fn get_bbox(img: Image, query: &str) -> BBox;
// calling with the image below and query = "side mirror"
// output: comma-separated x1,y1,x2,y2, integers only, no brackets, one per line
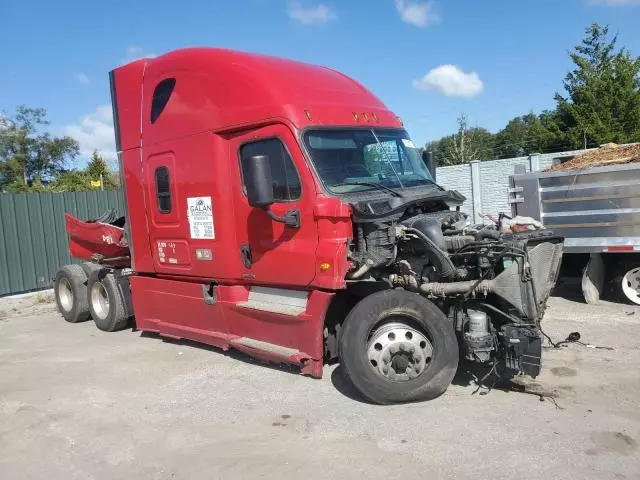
243,154,300,228
422,150,437,182
244,154,275,208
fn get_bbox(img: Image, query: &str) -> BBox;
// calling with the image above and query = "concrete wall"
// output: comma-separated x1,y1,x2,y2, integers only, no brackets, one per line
434,163,474,216
435,148,590,222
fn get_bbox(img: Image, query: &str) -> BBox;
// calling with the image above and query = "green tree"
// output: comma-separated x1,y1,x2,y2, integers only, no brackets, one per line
0,106,79,189
47,152,120,192
48,171,91,192
4,177,48,193
86,150,109,179
426,114,495,165
85,150,119,189
494,112,568,158
554,23,640,148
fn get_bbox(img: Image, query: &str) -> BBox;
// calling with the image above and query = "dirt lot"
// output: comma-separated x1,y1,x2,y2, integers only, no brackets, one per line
1,289,639,480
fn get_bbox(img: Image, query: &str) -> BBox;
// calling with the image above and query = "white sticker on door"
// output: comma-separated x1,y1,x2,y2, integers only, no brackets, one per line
187,196,215,239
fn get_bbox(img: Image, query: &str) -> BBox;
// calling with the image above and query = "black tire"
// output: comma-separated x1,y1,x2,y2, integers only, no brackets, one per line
87,270,129,332
54,264,90,323
609,263,640,305
81,261,102,279
339,289,459,404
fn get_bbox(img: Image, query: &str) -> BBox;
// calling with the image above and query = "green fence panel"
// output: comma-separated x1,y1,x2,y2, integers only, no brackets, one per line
16,194,37,291
1,195,23,294
0,197,9,292
0,190,125,296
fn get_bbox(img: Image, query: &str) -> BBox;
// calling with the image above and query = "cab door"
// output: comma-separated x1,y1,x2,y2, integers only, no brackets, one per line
230,124,319,286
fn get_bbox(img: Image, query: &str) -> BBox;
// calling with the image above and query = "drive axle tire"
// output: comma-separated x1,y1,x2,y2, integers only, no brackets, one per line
54,264,91,323
87,270,129,332
81,261,102,279
339,289,459,405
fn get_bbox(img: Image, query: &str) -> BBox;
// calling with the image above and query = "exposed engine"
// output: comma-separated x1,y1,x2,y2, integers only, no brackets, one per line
347,198,563,378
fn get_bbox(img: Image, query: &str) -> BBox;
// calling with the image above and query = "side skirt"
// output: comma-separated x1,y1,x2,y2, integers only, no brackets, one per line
129,275,330,378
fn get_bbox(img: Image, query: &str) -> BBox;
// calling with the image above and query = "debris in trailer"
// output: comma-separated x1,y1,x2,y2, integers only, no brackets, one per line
549,143,640,171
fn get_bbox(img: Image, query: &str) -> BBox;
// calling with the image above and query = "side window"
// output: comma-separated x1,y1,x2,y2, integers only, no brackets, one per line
240,138,302,201
155,166,172,213
150,78,176,124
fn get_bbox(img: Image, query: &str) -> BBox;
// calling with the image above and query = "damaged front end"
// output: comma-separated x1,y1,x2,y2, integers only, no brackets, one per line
347,196,564,378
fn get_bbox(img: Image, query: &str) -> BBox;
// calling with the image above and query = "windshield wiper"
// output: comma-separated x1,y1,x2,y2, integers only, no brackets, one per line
333,181,404,198
370,129,405,189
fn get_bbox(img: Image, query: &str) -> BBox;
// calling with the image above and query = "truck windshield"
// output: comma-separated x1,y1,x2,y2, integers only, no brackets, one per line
302,129,433,194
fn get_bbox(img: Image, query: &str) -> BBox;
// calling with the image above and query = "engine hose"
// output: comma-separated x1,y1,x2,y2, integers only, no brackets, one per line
475,228,501,241
403,227,460,280
420,280,492,296
348,258,374,279
444,235,475,251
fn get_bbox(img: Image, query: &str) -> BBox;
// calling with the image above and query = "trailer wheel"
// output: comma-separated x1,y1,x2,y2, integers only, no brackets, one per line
620,267,640,305
338,289,458,404
87,270,129,332
54,265,90,323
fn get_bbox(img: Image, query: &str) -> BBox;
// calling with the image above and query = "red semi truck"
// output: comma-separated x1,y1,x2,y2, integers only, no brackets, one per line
54,48,563,404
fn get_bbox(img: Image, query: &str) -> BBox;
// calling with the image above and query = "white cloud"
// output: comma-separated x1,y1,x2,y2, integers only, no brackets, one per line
287,2,337,24
413,65,484,98
63,106,116,162
123,46,157,63
589,0,640,5
74,73,90,85
395,0,439,27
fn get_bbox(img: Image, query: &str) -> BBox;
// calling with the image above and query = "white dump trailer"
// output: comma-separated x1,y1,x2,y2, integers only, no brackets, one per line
510,162,640,304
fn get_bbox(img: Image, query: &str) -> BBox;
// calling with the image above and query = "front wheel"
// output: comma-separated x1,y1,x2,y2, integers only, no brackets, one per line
339,290,459,404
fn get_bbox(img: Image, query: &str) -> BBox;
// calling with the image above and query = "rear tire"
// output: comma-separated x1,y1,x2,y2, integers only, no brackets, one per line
339,289,459,405
87,270,129,332
81,261,102,279
620,266,640,305
54,264,90,323
602,255,640,305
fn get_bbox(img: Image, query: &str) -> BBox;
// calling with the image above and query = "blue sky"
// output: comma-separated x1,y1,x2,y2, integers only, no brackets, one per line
2,0,640,166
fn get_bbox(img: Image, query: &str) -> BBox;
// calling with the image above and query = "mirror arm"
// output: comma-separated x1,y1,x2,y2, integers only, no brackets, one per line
262,207,301,228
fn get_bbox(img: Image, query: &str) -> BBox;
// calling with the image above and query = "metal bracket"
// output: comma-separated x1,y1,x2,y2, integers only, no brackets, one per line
508,186,524,204
240,243,252,269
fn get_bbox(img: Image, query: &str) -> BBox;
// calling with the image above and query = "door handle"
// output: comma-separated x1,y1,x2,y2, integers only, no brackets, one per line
262,208,301,228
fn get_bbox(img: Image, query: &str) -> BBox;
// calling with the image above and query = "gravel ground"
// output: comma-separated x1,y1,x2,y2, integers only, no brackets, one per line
1,289,639,480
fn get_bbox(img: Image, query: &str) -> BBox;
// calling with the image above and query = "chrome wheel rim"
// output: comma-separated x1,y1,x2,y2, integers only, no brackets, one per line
91,282,110,320
622,267,640,305
367,320,433,382
58,278,73,312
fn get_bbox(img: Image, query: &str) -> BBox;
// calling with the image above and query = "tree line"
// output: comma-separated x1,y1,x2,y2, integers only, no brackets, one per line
426,23,640,166
0,106,118,193
2,22,639,185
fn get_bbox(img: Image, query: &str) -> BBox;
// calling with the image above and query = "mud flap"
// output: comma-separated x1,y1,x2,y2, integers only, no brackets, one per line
582,253,605,305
